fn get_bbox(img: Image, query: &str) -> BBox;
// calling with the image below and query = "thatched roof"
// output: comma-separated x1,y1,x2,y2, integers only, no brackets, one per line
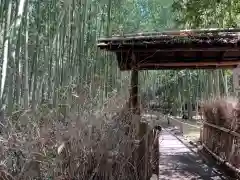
97,28,240,71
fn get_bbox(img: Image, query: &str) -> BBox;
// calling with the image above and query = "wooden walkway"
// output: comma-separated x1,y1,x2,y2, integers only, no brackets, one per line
158,128,229,180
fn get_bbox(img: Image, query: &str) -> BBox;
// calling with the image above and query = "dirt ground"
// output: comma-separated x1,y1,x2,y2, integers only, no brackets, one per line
143,112,201,143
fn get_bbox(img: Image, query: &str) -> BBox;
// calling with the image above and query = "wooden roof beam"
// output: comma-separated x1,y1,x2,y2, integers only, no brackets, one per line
136,61,239,70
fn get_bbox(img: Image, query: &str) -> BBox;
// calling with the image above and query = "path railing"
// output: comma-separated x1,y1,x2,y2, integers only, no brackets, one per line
134,114,162,179
165,115,240,176
201,122,240,175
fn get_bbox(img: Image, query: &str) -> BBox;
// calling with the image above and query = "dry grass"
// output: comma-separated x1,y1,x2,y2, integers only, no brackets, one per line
0,88,150,180
202,97,240,131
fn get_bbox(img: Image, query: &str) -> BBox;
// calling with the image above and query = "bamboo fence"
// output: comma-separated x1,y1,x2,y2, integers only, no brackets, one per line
201,98,240,177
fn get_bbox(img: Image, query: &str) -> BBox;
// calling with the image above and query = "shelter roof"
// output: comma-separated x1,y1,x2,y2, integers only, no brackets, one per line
97,28,240,70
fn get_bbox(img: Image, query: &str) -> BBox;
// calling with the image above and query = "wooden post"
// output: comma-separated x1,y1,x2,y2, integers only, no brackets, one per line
129,52,150,180
129,52,140,132
152,128,160,176
130,68,140,115
180,122,183,134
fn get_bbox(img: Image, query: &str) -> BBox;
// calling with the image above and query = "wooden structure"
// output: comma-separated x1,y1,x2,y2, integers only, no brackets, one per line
201,122,240,177
97,28,240,180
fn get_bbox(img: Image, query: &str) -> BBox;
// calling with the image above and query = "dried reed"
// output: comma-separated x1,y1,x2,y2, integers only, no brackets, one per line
202,97,240,169
0,89,151,180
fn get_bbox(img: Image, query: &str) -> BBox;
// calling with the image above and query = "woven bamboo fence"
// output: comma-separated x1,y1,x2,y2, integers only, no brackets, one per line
109,104,160,180
201,98,240,176
137,118,160,179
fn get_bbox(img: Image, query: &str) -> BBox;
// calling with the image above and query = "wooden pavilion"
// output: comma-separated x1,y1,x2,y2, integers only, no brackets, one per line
97,28,240,180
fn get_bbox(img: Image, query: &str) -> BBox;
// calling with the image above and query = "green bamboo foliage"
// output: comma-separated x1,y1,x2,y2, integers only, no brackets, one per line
0,0,133,113
0,0,235,116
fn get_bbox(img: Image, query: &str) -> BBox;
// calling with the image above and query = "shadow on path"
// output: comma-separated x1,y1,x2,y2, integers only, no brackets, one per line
159,130,228,180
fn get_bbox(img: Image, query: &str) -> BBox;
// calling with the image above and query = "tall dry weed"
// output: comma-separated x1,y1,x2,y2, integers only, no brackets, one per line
202,97,240,131
0,87,146,180
202,97,240,168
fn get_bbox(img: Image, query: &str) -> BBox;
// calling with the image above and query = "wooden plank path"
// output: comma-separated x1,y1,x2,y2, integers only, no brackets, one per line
158,128,228,180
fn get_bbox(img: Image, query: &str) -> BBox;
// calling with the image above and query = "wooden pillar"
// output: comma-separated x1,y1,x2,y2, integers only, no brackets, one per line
129,52,140,132
130,68,140,114
129,52,151,180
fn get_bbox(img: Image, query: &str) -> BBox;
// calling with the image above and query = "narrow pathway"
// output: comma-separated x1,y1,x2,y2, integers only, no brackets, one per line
159,129,228,180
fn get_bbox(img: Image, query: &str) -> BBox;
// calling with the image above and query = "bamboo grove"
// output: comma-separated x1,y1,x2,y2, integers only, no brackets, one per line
0,0,238,116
